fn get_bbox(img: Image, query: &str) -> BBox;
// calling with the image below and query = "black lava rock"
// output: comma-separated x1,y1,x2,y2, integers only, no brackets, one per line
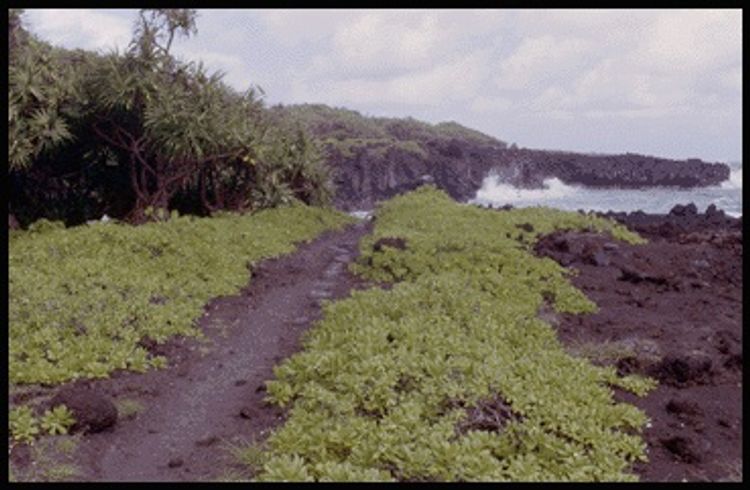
48,383,118,433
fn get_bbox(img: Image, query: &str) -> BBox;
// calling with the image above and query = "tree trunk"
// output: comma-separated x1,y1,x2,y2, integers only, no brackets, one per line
9,213,20,230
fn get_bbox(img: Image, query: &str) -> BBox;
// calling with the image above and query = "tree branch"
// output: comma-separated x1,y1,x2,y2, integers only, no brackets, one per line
92,120,129,151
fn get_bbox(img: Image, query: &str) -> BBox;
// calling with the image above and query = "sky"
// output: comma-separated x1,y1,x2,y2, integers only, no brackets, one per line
22,9,743,163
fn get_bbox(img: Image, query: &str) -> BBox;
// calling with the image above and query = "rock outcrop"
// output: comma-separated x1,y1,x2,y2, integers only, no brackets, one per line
272,103,731,211
595,203,742,242
329,144,730,211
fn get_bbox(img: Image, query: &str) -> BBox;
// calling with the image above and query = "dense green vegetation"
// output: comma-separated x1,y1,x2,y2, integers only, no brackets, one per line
272,104,504,147
250,187,654,482
9,9,333,227
269,103,506,164
9,205,353,387
9,405,76,443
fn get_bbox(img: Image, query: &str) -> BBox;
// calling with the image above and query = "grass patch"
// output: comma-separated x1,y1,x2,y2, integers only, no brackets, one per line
232,443,268,472
253,187,655,482
9,204,354,386
226,438,269,477
566,338,662,368
10,434,82,482
566,340,637,366
54,434,81,455
114,398,145,420
322,137,428,160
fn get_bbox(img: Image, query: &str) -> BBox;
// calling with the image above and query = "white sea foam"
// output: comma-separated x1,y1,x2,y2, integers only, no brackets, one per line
473,175,576,204
721,167,743,190
470,168,742,217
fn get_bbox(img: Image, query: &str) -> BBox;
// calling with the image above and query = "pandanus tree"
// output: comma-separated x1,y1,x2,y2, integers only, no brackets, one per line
9,13,73,169
8,9,82,227
9,9,335,227
252,125,334,208
85,9,265,222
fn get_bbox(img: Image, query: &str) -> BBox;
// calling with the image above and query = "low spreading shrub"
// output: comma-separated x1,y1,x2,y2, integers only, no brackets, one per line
9,204,353,385
255,187,654,482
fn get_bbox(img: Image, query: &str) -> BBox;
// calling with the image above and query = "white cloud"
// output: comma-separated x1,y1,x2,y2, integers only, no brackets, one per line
292,50,490,107
19,8,743,161
495,35,592,90
172,49,258,93
332,12,440,74
25,9,132,52
470,95,512,114
256,9,359,47
501,9,742,123
720,65,742,93
633,10,742,75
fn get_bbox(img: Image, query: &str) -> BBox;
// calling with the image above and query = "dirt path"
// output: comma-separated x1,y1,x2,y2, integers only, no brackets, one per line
68,221,372,481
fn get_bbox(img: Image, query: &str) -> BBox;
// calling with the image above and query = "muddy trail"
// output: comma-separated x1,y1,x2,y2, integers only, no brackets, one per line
42,221,373,481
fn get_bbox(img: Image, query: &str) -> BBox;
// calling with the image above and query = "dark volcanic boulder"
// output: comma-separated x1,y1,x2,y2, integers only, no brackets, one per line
597,205,740,242
669,203,698,216
648,353,714,387
48,383,118,433
705,203,726,222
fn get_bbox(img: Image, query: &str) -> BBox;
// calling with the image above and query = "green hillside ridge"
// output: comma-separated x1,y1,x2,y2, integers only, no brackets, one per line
270,103,506,161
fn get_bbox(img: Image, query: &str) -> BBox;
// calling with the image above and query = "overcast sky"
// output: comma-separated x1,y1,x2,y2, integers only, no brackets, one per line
23,9,742,163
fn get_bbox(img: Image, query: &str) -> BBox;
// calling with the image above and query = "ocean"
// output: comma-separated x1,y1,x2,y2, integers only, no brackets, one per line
471,161,743,218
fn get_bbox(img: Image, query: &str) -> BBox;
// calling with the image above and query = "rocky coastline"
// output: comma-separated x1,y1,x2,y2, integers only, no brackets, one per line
329,141,730,211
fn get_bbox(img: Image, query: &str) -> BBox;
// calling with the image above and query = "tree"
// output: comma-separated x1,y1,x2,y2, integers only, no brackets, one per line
8,11,78,171
253,125,333,208
8,10,82,227
85,9,265,221
8,8,334,226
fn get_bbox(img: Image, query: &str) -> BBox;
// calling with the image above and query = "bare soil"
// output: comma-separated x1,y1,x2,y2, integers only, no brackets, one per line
534,213,742,482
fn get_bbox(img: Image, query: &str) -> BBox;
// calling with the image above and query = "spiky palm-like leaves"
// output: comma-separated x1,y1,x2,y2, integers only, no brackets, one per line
8,35,77,170
9,9,334,226
83,9,265,221
254,125,334,208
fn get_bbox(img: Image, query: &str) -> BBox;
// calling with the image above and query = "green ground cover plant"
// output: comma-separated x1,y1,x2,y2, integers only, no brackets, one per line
40,406,76,435
10,406,40,443
253,187,654,482
9,204,353,386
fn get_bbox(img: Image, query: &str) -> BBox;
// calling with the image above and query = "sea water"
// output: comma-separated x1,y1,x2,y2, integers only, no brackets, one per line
471,161,743,217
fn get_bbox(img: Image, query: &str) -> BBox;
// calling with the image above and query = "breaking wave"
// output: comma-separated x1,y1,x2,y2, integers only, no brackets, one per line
473,176,576,203
721,167,743,190
470,168,742,217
